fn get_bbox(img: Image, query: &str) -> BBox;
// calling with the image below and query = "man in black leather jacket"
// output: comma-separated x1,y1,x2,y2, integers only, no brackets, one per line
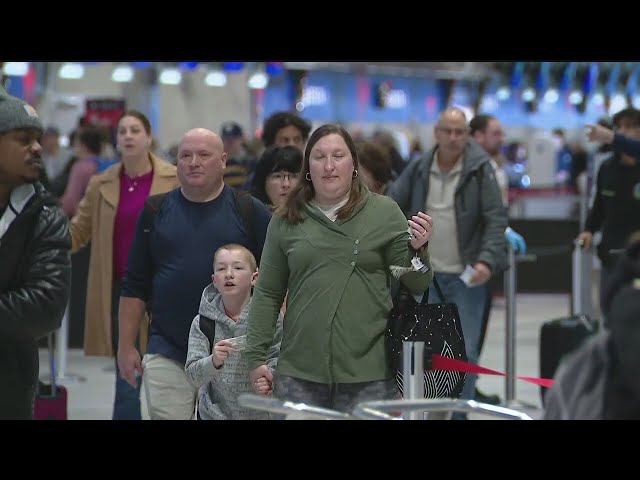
0,86,71,419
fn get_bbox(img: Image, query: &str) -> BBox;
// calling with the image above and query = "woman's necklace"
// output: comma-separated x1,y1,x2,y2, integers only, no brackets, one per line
125,169,148,192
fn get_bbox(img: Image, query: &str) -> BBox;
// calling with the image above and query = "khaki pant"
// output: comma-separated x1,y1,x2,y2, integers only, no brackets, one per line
141,354,198,420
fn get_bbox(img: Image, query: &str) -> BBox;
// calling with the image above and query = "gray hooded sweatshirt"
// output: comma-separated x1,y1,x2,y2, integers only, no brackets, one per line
185,284,283,420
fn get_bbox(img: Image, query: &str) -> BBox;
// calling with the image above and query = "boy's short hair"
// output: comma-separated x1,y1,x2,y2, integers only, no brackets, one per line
213,244,257,272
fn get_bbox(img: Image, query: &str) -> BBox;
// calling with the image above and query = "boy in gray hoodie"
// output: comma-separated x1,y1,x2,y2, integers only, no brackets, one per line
185,244,283,420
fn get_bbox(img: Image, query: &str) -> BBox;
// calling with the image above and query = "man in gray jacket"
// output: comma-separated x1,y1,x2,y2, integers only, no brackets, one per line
388,107,507,417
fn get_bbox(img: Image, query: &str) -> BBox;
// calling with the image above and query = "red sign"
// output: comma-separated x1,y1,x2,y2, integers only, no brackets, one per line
85,98,126,146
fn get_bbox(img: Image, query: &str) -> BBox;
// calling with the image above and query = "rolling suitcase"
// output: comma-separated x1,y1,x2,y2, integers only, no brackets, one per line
539,241,599,404
539,314,598,403
34,332,68,420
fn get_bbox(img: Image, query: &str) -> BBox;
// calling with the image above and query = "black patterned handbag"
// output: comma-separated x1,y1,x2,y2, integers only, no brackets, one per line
386,277,467,398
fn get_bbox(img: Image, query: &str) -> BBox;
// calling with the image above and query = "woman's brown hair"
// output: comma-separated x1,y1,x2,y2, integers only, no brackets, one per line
277,124,363,224
117,110,152,135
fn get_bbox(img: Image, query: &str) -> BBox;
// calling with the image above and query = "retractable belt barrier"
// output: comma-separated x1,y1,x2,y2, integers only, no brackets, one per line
431,354,554,388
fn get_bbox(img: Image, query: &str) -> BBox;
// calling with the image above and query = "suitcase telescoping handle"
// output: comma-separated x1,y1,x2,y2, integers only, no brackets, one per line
572,239,583,316
47,332,57,396
572,238,595,317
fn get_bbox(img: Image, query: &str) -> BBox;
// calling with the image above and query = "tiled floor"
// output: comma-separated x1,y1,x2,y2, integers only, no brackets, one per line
38,292,582,420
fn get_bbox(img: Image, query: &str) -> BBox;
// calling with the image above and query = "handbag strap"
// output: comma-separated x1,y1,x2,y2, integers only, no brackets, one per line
420,275,447,305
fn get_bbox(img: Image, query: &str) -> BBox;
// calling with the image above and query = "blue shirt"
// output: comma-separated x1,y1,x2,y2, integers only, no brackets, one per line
121,186,271,365
556,146,573,174
95,156,118,173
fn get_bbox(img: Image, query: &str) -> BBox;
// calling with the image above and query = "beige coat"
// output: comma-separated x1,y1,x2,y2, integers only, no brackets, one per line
70,154,180,357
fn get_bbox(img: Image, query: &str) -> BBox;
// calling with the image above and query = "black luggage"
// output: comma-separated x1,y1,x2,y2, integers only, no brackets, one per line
539,314,598,403
539,240,599,404
34,332,68,420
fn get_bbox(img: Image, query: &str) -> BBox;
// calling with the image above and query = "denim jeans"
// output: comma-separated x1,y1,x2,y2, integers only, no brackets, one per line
113,361,142,420
111,280,142,420
428,272,488,415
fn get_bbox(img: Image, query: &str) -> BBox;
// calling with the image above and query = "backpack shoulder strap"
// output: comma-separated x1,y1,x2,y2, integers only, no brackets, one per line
142,192,168,233
232,188,258,261
198,315,216,354
232,188,254,240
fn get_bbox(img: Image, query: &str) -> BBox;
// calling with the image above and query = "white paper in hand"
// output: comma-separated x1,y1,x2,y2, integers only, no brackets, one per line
459,264,477,287
228,335,247,352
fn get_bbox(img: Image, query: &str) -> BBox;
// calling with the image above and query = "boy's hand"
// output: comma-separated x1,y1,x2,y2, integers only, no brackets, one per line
250,365,274,395
254,376,273,395
212,339,236,368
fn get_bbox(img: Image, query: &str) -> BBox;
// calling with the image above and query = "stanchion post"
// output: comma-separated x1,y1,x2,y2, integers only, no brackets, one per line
402,341,424,420
503,246,538,411
55,301,86,383
504,243,517,404
55,302,68,379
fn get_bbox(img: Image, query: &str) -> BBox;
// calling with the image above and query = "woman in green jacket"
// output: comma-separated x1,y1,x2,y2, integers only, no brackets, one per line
245,124,434,413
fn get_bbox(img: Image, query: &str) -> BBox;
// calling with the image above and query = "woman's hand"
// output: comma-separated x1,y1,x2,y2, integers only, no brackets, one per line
408,211,433,250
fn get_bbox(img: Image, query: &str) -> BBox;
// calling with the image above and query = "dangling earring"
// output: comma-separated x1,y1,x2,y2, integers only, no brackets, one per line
353,169,358,178
305,173,311,181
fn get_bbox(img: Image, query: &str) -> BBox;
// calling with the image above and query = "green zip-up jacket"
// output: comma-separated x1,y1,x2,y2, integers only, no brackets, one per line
245,187,433,384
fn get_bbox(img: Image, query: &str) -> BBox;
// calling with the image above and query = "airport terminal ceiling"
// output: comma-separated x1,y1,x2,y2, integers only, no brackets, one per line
283,61,497,79
288,61,640,83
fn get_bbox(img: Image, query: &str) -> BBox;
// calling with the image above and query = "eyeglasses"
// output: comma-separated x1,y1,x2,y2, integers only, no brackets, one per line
268,172,300,183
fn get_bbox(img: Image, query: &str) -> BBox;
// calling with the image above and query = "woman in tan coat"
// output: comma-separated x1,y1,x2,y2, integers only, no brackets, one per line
70,110,179,420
